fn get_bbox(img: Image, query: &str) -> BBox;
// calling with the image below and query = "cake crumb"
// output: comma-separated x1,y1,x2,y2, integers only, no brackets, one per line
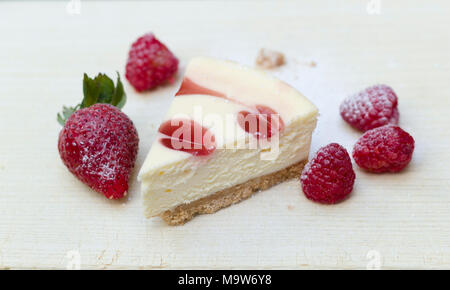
255,48,285,69
293,58,317,68
287,205,294,211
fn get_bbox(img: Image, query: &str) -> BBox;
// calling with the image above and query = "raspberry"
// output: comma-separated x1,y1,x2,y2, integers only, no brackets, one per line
353,125,414,173
340,84,399,131
125,33,178,92
300,143,355,204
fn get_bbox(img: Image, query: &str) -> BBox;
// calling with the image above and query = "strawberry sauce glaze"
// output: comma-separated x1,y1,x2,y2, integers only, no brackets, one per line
159,119,216,156
237,105,285,140
160,78,284,155
176,77,226,99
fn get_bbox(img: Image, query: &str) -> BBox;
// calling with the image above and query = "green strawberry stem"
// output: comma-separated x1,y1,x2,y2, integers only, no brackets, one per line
57,72,126,126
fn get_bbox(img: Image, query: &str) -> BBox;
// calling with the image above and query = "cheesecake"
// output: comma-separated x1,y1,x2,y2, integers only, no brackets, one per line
138,57,318,225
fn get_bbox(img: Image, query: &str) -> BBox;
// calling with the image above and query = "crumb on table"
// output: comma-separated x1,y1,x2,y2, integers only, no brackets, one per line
255,48,285,69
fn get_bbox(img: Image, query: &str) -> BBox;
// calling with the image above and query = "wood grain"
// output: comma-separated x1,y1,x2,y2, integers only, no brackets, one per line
0,0,449,269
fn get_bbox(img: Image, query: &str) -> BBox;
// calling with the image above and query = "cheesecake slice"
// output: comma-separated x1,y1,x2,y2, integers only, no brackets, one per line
138,57,318,225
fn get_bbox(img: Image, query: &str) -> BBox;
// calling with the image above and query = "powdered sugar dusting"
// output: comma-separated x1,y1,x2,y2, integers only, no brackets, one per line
339,84,399,131
353,125,415,173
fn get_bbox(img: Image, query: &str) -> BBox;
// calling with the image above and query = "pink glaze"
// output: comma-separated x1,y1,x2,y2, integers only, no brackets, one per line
176,77,226,99
159,119,216,156
237,105,285,140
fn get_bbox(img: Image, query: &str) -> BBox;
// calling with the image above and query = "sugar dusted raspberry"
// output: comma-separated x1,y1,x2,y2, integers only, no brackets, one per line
300,143,355,204
125,33,178,92
353,125,414,173
340,84,399,131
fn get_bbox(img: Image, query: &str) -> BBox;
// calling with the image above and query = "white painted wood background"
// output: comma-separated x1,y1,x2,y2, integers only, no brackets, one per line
0,0,449,269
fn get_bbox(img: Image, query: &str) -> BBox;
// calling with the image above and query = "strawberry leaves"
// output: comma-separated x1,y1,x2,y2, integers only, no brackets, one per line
112,74,126,109
57,72,126,125
57,105,80,126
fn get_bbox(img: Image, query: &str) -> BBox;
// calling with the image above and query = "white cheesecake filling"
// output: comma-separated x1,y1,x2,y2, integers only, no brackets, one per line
141,115,316,217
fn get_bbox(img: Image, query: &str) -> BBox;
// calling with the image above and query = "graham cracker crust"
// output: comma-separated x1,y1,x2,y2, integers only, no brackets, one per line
160,159,307,225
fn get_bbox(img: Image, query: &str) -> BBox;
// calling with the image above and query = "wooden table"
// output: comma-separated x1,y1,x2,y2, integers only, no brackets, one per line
0,0,449,269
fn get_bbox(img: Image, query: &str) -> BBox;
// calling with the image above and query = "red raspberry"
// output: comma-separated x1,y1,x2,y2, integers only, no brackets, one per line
300,143,355,204
353,125,414,173
340,84,399,131
125,33,178,92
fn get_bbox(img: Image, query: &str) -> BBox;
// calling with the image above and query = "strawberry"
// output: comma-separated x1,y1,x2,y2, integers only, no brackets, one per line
57,73,139,199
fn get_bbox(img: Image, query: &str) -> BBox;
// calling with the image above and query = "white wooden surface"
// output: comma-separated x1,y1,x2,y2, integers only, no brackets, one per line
0,1,449,269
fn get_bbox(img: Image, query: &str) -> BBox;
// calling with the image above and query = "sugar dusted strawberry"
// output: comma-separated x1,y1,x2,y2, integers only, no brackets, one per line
353,125,414,173
340,84,399,131
57,73,139,199
125,33,178,92
300,143,355,204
